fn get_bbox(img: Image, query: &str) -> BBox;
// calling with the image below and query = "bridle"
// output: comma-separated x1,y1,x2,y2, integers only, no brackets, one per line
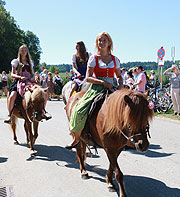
26,101,44,122
121,124,151,141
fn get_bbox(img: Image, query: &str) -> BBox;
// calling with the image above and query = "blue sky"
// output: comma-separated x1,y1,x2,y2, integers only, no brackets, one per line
4,0,180,64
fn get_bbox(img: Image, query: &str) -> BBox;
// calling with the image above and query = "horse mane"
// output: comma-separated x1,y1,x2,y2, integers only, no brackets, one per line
102,89,154,135
24,85,46,108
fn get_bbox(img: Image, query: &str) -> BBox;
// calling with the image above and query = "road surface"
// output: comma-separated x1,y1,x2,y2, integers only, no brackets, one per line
0,98,179,197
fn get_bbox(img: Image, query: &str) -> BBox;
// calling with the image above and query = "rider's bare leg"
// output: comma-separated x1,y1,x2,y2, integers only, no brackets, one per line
69,82,78,97
4,91,17,123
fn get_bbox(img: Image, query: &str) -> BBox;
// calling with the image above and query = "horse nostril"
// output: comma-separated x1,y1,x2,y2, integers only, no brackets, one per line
135,140,149,152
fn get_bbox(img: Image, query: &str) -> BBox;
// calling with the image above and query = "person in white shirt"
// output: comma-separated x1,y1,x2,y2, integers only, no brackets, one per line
70,41,91,97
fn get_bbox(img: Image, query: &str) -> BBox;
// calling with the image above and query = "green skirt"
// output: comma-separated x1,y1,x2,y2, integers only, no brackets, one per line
69,84,104,132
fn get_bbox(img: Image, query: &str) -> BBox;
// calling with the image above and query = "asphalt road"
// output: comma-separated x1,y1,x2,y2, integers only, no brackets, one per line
0,98,180,197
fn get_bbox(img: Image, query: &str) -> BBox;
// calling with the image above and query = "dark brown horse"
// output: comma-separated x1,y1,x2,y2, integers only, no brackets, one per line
66,88,154,197
8,85,48,156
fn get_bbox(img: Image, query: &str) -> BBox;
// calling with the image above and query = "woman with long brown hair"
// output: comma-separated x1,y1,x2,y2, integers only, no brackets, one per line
69,41,91,97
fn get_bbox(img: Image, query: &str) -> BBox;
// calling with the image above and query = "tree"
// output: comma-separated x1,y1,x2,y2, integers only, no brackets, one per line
0,1,41,72
48,65,56,73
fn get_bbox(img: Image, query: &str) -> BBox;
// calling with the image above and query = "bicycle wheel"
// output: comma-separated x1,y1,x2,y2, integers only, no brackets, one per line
158,95,170,113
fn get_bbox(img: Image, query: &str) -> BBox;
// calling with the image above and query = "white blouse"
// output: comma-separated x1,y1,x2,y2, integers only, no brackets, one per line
88,55,120,69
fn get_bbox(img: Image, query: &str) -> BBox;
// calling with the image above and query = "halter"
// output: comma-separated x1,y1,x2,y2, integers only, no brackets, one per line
121,124,151,141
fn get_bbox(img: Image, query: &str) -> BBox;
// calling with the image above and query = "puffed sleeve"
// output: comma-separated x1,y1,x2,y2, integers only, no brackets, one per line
11,59,18,68
87,55,96,68
72,54,76,64
115,56,120,69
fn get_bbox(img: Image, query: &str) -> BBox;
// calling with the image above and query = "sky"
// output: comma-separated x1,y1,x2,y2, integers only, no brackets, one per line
4,0,180,65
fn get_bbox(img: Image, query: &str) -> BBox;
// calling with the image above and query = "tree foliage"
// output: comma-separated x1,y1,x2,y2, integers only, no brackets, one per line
0,1,41,72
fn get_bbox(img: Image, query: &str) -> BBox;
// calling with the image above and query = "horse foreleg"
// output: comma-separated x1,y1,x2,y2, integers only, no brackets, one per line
10,115,19,145
106,163,116,192
26,121,37,157
106,150,127,197
76,142,89,179
32,121,39,145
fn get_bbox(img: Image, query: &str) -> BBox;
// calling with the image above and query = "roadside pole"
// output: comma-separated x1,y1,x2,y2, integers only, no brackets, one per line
157,46,165,89
171,46,175,63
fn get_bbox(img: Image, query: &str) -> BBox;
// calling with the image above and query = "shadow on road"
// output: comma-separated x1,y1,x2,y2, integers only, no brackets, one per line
18,143,179,197
0,157,8,163
125,143,174,158
125,175,180,197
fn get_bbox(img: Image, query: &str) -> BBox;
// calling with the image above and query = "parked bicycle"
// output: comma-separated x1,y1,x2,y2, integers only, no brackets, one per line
148,82,172,113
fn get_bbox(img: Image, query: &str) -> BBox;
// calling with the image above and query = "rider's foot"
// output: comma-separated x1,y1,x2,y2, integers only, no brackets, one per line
4,115,12,124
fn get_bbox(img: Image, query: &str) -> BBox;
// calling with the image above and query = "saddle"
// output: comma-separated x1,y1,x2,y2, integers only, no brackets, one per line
83,88,113,153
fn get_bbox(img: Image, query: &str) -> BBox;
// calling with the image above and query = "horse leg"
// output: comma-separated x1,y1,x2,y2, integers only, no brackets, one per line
24,121,30,146
106,150,127,197
76,141,89,179
26,121,37,157
10,115,19,145
32,121,39,145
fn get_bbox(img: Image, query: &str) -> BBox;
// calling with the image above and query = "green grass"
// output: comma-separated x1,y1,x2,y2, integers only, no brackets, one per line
155,107,180,121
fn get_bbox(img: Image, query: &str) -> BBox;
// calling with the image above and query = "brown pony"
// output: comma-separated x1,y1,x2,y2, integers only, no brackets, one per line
66,88,154,197
8,85,48,156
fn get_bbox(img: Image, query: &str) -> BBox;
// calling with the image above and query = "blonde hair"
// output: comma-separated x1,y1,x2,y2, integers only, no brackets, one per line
95,32,113,54
17,45,34,75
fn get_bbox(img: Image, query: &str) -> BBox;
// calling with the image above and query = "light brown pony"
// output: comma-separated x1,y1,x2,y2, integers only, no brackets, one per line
66,88,154,197
8,85,48,156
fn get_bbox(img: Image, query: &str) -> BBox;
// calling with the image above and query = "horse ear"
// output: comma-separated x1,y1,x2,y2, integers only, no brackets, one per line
124,95,133,106
43,87,48,92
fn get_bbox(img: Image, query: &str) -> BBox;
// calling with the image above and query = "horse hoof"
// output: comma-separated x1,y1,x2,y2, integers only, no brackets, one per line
108,186,116,192
14,141,19,145
81,173,89,180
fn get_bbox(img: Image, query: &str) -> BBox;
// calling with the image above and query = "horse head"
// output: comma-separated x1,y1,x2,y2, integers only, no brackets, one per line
25,85,48,122
123,91,154,152
102,89,154,153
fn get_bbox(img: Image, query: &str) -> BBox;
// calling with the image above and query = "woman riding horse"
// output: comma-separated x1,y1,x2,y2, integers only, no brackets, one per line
4,45,51,124
69,41,91,97
65,32,123,149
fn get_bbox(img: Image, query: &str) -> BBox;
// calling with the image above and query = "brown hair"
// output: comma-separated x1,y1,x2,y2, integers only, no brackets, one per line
76,41,88,63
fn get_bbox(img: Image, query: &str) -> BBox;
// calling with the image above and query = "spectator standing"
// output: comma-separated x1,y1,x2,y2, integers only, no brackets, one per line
65,72,70,80
125,71,134,89
47,72,54,100
53,71,63,100
164,65,180,116
121,68,128,84
2,71,9,96
132,66,146,93
132,67,139,84
40,66,45,76
69,69,75,81
149,70,156,87
35,71,41,85
41,69,48,88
